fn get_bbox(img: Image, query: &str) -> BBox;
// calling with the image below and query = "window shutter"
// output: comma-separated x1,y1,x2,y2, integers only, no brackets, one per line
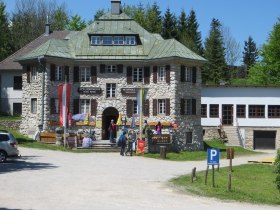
91,99,97,116
126,99,133,117
153,99,157,116
192,99,197,115
180,99,185,115
144,66,150,84
117,64,123,73
73,66,79,82
65,66,69,82
166,98,170,116
153,66,157,83
73,99,80,114
26,65,31,83
100,64,105,73
143,99,149,117
192,66,197,83
127,66,132,84
91,66,97,84
166,65,170,84
50,98,56,114
181,65,185,82
50,64,55,81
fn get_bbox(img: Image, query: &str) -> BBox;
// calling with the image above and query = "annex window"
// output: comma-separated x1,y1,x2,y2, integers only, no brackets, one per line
80,67,90,82
158,66,166,82
236,105,246,118
249,105,265,118
210,104,219,118
106,65,117,73
31,98,37,114
103,36,113,45
201,104,207,118
80,99,90,114
268,105,280,118
133,68,143,82
186,131,193,144
158,99,166,115
91,36,102,45
106,83,116,98
114,36,124,45
31,66,37,81
13,76,22,90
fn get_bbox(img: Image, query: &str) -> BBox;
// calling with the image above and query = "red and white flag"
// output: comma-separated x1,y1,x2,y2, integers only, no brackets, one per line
58,83,71,127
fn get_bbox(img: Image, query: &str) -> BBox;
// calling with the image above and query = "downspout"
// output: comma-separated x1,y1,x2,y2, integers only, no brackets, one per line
38,56,45,129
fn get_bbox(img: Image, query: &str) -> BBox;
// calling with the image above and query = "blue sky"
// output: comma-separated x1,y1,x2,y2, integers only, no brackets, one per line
3,0,280,51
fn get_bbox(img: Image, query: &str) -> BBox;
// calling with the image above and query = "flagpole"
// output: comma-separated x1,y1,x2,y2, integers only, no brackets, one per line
139,86,143,141
63,77,67,148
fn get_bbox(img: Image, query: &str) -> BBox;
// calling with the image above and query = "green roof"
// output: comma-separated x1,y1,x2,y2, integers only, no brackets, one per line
17,12,206,63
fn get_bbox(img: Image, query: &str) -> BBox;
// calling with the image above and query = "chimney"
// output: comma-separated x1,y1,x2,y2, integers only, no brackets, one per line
44,15,50,36
111,0,121,15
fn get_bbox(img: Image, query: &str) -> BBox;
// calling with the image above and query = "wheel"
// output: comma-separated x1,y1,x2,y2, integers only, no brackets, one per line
0,150,7,163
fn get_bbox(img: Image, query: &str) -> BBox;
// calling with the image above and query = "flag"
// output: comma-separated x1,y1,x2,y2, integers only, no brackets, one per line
58,83,71,127
83,113,89,125
116,113,122,125
137,87,144,136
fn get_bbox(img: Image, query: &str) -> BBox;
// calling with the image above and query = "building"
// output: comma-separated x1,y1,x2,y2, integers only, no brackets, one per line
15,0,206,150
202,85,280,150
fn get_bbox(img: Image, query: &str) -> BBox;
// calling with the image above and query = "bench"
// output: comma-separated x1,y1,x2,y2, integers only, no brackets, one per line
39,133,56,144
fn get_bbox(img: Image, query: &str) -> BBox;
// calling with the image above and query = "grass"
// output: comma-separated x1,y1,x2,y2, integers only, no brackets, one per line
144,139,259,161
0,115,21,121
170,164,280,205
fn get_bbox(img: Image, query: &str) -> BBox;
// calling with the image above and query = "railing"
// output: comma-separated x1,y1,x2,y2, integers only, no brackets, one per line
235,118,245,148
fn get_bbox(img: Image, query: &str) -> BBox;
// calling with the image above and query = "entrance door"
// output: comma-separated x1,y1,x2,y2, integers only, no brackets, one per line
254,131,276,150
222,105,233,125
102,107,119,140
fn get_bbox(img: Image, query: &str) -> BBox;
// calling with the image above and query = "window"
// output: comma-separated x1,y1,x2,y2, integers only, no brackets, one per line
31,98,37,114
80,99,90,114
133,100,138,115
13,76,22,90
210,104,219,118
201,104,207,118
13,103,22,116
91,36,102,45
268,105,280,118
186,131,193,144
125,36,136,45
55,66,63,81
185,99,192,115
106,65,116,73
80,67,90,82
185,67,192,82
31,66,37,81
249,105,265,118
106,83,116,98
133,68,143,82
236,105,246,118
54,99,59,114
114,36,124,45
158,66,166,82
158,99,166,115
103,36,113,45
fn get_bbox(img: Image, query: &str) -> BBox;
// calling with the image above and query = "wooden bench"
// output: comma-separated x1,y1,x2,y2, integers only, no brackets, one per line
40,133,56,144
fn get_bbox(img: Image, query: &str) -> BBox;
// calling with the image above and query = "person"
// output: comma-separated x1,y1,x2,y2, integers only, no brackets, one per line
155,121,162,134
118,131,127,156
108,119,116,143
82,133,93,148
125,130,135,156
142,120,148,135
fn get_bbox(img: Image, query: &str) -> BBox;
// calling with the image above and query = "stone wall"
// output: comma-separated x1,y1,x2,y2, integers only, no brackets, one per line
0,120,21,130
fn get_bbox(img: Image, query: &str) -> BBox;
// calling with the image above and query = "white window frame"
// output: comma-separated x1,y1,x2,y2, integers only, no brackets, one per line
80,67,90,82
91,36,102,45
125,36,136,45
31,98,37,114
158,99,166,115
133,100,139,115
31,66,37,81
185,67,192,82
103,36,113,45
80,99,90,114
55,66,63,81
133,67,143,82
106,83,116,98
114,36,124,45
106,65,116,73
158,66,166,82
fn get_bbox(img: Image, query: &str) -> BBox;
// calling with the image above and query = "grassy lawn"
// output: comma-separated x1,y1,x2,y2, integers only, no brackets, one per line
0,115,21,121
144,140,260,161
170,164,280,205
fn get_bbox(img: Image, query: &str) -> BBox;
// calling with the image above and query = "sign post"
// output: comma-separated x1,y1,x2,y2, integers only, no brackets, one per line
207,148,220,187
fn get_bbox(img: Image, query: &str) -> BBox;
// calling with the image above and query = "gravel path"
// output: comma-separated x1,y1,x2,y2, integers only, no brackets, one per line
0,147,278,210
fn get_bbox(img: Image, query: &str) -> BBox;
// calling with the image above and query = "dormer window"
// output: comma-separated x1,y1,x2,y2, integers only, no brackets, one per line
114,36,124,45
90,35,137,46
103,36,113,45
125,36,136,45
92,36,101,45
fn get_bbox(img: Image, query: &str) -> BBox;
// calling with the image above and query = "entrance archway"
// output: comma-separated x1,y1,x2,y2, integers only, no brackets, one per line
102,107,119,140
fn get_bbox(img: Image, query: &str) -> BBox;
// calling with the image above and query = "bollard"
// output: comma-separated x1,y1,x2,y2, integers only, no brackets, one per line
160,146,167,159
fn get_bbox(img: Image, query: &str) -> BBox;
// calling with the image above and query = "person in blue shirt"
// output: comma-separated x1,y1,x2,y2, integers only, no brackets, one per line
118,131,127,156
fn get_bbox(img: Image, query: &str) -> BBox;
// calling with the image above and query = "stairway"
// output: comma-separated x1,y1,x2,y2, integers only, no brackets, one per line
77,140,120,152
222,126,242,146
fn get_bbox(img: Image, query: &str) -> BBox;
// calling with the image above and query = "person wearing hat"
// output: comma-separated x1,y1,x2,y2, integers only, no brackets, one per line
118,131,127,156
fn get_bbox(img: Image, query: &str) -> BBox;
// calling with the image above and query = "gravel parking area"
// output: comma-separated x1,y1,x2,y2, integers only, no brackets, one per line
0,147,278,210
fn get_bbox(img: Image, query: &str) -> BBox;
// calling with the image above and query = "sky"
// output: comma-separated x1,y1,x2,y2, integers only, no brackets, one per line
3,0,280,56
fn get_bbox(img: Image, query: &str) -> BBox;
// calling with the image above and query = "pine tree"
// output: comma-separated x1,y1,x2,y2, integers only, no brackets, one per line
178,9,188,42
203,18,226,84
161,7,177,39
145,2,162,33
242,36,258,74
0,0,12,61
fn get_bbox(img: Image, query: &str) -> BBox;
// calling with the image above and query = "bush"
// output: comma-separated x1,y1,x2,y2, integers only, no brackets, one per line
275,149,280,192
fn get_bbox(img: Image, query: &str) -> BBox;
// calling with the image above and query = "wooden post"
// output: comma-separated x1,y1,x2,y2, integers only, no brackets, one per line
191,167,196,183
227,173,232,192
212,165,215,187
160,146,166,159
205,165,209,185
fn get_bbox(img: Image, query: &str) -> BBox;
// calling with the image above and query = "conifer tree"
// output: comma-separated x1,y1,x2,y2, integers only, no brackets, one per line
145,2,162,33
242,36,258,73
178,10,188,43
161,7,178,39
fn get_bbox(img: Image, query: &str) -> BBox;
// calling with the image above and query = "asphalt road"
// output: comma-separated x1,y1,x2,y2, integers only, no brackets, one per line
0,147,278,210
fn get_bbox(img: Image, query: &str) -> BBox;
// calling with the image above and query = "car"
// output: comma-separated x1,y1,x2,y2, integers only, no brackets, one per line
0,131,20,163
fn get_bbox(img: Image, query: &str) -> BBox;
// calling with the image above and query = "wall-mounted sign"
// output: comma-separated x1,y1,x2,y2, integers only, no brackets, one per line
78,87,102,94
121,88,148,96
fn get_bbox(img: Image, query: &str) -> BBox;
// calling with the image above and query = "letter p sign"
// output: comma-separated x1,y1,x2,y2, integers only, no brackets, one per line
207,148,220,165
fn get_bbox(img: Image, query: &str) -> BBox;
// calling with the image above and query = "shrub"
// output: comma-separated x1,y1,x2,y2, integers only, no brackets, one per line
275,149,280,192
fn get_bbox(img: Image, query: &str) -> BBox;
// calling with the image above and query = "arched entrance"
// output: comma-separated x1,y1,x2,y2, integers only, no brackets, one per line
102,107,119,140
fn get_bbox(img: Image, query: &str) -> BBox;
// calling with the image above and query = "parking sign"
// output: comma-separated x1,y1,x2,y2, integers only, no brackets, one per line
207,148,220,165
